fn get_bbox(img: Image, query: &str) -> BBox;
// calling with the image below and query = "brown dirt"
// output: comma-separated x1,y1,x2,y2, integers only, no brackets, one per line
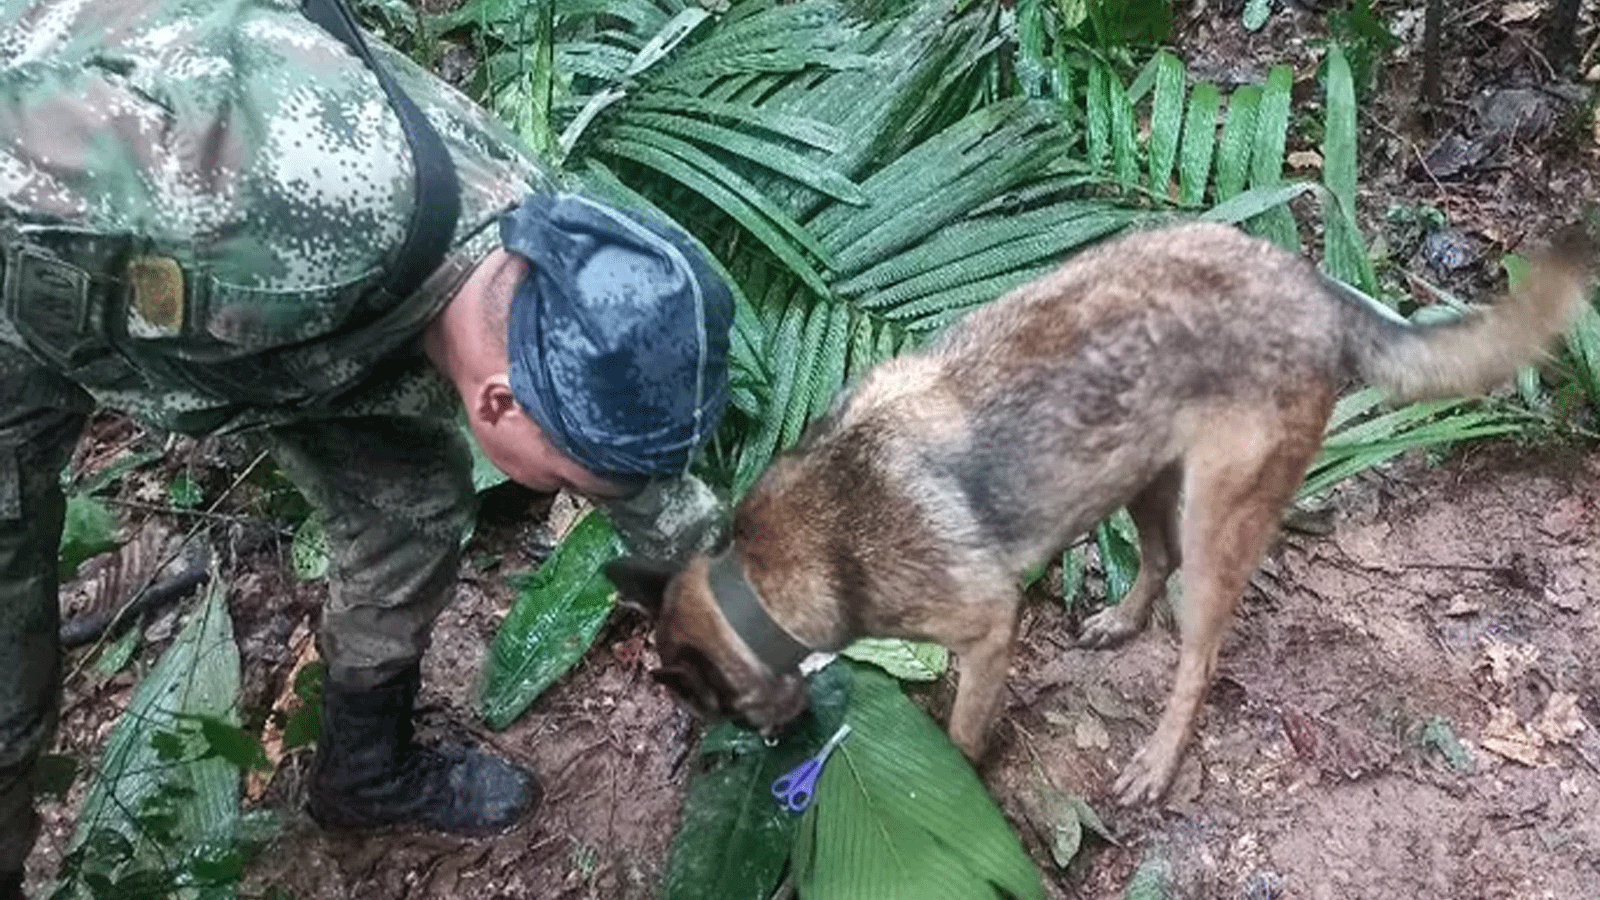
20,2,1600,899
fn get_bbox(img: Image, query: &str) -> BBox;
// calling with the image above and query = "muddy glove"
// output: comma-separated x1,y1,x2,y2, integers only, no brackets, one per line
597,474,726,565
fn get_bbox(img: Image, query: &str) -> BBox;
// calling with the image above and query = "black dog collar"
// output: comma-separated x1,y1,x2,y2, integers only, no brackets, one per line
707,551,812,675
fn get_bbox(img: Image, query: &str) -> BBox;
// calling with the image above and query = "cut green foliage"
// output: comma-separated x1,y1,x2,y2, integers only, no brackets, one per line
661,666,850,900
841,637,948,682
166,474,203,510
478,510,624,729
793,662,1044,900
290,513,329,582
280,662,325,754
1094,510,1139,604
1419,715,1474,773
57,568,270,900
59,493,119,582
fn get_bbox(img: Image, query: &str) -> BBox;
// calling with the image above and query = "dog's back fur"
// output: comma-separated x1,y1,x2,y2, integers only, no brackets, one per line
743,223,1590,640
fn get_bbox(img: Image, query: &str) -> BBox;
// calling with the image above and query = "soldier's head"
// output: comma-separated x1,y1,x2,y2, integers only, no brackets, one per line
440,192,733,499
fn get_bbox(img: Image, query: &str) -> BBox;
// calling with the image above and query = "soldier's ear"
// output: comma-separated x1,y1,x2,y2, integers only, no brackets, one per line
605,557,676,617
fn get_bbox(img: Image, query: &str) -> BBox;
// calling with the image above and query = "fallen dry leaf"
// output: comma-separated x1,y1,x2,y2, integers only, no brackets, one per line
1073,712,1111,751
1286,150,1323,171
1480,705,1545,766
1480,637,1539,688
1533,691,1586,744
1499,0,1544,24
246,619,318,802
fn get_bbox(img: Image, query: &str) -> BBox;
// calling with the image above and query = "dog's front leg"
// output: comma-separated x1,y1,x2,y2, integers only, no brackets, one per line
945,590,1022,761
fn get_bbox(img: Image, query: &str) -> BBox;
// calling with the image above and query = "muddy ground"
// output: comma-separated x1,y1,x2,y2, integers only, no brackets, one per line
20,1,1600,899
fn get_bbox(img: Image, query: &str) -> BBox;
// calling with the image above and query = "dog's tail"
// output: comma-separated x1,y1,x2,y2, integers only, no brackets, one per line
1335,227,1595,403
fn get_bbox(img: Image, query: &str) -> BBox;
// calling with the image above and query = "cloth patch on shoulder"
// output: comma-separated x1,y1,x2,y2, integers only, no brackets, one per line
127,256,185,338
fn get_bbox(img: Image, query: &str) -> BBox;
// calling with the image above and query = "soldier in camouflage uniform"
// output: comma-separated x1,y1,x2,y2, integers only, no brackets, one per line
0,1,733,894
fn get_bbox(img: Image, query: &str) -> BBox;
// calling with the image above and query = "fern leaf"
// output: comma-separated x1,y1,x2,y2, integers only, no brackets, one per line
1146,51,1186,197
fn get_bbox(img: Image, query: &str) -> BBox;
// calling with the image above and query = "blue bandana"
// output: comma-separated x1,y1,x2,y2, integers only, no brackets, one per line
500,193,733,480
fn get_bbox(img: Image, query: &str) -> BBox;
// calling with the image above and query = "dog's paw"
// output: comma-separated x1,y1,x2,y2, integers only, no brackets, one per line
1076,607,1144,649
1111,743,1180,806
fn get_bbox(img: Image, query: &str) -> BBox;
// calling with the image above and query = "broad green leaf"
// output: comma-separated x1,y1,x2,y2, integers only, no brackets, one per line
794,662,1044,900
1086,62,1112,171
478,511,625,729
1145,51,1186,197
68,569,240,887
841,638,949,681
290,513,329,582
59,493,119,581
280,662,324,753
662,665,850,900
1094,510,1140,604
181,715,270,772
632,93,847,152
1177,81,1220,207
622,111,868,205
735,295,809,493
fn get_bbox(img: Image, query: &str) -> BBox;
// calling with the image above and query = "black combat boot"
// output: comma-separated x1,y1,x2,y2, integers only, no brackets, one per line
306,664,539,835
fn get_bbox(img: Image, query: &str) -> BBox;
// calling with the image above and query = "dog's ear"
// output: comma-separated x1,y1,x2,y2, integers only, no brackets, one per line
605,557,676,617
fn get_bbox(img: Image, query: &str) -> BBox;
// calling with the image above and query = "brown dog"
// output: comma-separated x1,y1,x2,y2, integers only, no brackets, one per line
608,222,1593,805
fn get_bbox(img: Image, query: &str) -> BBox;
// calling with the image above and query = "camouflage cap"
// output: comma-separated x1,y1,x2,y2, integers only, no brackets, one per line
500,193,733,481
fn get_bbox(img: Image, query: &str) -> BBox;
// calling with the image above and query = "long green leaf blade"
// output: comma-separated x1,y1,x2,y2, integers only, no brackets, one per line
1177,81,1221,207
1213,84,1260,201
478,511,625,728
596,132,833,298
1247,64,1298,248
1146,51,1186,197
70,567,240,877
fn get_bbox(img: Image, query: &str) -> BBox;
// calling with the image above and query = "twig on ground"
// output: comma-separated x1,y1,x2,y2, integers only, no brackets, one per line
63,450,270,684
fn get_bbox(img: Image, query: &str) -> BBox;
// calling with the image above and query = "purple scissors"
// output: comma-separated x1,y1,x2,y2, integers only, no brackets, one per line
771,723,853,813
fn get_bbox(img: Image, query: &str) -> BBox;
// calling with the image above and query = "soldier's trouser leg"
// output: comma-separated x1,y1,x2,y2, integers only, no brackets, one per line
266,416,476,688
0,372,90,877
266,416,538,835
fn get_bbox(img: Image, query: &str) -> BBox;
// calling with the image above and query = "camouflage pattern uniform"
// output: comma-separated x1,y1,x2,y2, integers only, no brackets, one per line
0,0,719,876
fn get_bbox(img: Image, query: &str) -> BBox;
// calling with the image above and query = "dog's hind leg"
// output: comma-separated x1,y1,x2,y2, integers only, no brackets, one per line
1113,402,1328,805
944,586,1023,761
1077,462,1183,648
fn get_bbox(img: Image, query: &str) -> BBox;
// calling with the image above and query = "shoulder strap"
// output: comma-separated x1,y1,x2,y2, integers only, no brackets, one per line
300,0,461,301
